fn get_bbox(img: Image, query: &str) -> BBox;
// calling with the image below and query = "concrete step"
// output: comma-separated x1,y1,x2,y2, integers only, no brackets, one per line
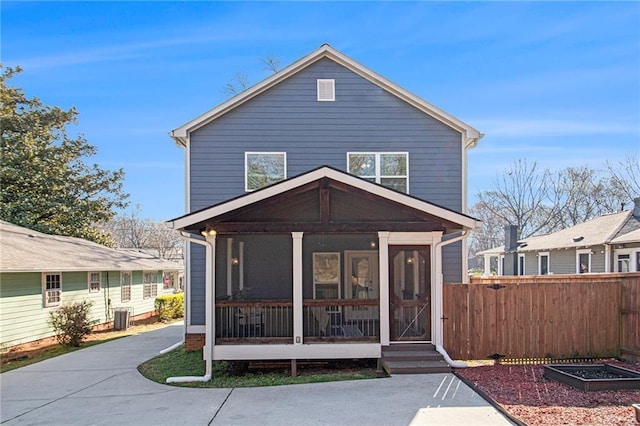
383,343,436,352
381,344,451,374
381,360,451,374
381,350,445,362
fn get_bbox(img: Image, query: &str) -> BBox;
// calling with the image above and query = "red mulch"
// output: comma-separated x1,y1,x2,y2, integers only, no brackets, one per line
456,361,640,426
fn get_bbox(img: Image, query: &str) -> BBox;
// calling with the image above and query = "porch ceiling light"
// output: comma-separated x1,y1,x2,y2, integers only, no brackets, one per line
201,229,217,237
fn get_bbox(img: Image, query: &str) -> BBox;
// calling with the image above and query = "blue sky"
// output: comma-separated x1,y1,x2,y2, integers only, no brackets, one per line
2,1,639,221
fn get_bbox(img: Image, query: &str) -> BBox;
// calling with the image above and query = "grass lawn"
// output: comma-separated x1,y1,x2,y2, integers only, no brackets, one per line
138,347,387,388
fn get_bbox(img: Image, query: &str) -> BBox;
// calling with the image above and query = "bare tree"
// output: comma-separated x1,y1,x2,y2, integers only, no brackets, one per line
146,222,183,261
261,53,281,73
223,53,281,96
476,158,560,238
223,72,250,96
102,206,182,261
606,153,640,204
550,165,625,229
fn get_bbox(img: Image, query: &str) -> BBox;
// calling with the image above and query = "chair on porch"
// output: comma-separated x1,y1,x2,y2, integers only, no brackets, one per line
235,307,264,337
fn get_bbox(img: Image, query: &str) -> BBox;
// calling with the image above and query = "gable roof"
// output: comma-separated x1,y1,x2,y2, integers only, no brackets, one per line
166,166,480,232
170,44,482,149
0,221,182,273
478,210,640,255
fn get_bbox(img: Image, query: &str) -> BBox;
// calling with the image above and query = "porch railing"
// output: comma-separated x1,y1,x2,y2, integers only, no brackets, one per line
215,299,379,343
303,299,379,342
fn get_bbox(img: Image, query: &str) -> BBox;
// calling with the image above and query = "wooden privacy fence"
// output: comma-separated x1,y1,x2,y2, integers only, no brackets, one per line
443,273,640,362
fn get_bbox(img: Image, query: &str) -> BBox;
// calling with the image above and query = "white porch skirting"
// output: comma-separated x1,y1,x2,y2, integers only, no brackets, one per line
213,343,381,360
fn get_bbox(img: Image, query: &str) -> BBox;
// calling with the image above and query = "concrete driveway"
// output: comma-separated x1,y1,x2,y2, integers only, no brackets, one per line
1,323,514,425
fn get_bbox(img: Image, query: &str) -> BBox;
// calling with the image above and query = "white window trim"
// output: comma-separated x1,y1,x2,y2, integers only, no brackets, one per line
244,152,287,192
498,255,505,276
346,152,409,193
614,248,639,272
143,271,158,300
517,253,526,275
317,79,335,101
538,252,549,275
121,271,132,302
42,272,62,308
88,271,101,293
576,249,592,274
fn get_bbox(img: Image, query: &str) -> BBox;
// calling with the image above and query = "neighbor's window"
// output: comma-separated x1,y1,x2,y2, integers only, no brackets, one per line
245,152,286,192
143,272,158,299
163,271,174,290
577,250,591,273
518,254,525,275
43,273,62,307
121,271,132,302
538,252,549,275
617,254,630,273
88,272,101,293
347,152,408,193
317,79,335,101
636,252,640,273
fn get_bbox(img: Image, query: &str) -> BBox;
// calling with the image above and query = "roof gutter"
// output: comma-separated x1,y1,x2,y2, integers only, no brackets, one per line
434,229,471,369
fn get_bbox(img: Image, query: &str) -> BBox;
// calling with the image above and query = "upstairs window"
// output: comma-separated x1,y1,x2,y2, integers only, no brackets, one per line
348,152,408,193
317,79,335,101
43,273,62,307
88,272,101,293
245,152,286,192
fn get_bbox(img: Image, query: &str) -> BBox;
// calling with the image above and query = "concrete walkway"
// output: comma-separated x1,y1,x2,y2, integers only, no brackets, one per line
1,323,514,425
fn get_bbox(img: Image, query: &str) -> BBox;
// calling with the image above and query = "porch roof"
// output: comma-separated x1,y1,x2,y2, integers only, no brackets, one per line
166,166,480,234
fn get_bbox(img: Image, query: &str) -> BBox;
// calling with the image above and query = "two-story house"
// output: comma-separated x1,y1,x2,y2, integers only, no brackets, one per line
166,44,482,376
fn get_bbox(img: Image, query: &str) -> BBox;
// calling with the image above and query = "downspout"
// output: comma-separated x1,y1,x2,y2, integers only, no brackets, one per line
434,229,471,369
163,231,214,383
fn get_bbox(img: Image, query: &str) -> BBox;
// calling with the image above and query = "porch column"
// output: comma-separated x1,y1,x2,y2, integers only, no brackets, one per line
378,231,390,346
483,254,491,277
432,237,444,347
292,232,303,345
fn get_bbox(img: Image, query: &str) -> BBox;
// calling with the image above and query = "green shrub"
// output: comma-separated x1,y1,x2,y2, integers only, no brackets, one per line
48,300,97,347
155,293,184,322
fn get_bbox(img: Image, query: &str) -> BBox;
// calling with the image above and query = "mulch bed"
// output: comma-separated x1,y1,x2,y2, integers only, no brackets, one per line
456,360,640,426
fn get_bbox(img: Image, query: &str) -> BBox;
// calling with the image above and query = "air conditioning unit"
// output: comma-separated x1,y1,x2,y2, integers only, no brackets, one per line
113,309,131,330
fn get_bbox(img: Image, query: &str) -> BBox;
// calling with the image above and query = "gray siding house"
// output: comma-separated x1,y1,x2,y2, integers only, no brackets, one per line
480,198,640,276
167,44,482,374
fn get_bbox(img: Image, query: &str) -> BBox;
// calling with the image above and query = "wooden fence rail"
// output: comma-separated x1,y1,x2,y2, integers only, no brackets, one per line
443,273,640,362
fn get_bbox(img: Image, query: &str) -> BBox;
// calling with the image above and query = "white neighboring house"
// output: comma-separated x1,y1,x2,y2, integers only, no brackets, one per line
479,198,640,276
0,220,182,348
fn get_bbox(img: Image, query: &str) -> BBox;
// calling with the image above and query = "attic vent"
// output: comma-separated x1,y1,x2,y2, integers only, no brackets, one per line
317,79,335,101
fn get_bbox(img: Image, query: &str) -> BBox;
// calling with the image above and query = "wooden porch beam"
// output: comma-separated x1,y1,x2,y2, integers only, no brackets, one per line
209,222,449,233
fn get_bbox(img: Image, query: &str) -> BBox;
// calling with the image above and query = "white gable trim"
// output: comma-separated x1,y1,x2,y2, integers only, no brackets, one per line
166,167,480,231
170,44,482,147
